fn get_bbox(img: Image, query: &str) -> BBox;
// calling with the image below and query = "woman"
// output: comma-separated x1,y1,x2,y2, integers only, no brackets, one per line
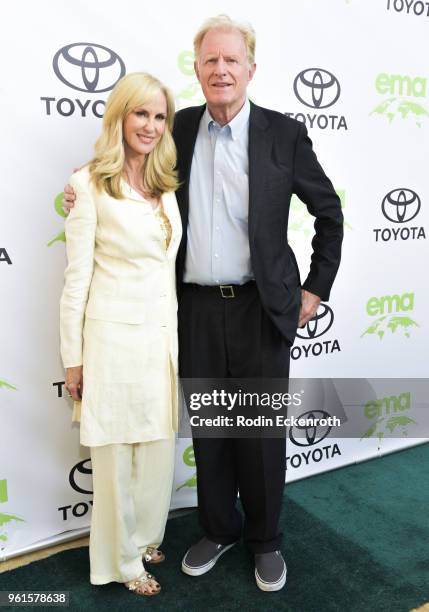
60,72,182,596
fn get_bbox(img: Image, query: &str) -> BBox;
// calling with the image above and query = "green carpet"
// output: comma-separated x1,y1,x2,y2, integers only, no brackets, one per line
1,443,428,611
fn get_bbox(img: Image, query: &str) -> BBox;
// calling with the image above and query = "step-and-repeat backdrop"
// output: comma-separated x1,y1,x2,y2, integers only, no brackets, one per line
1,0,428,557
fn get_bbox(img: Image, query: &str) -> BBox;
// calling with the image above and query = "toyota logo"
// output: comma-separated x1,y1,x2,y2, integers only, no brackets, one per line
381,188,421,223
296,304,334,340
69,458,93,494
293,68,340,109
289,410,332,446
53,43,126,93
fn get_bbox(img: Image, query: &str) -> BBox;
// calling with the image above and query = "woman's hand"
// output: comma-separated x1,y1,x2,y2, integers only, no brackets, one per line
65,366,83,401
62,183,76,214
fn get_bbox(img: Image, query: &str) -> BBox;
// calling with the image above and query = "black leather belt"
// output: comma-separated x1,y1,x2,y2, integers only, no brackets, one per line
183,281,256,299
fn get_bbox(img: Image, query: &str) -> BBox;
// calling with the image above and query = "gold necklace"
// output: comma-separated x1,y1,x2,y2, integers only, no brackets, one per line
124,170,158,208
154,201,172,248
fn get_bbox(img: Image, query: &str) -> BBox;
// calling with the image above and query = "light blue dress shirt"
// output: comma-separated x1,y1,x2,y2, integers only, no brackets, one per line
184,98,254,285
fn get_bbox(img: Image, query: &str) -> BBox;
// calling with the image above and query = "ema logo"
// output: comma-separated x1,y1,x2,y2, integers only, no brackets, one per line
386,0,429,16
361,292,419,340
292,304,341,360
41,43,126,119
176,445,197,491
286,67,347,131
0,479,25,546
370,73,429,126
373,188,426,242
361,391,417,445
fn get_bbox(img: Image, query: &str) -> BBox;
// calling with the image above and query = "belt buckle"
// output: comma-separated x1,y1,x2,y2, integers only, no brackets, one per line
220,285,235,298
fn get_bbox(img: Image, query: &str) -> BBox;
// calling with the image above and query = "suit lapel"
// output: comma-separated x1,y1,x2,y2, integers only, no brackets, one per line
248,103,271,244
174,105,205,281
174,105,206,228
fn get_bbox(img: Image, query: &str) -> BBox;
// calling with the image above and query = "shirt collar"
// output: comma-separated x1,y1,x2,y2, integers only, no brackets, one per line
204,98,250,141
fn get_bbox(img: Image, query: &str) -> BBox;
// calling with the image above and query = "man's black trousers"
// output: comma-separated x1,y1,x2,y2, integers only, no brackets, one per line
178,281,291,554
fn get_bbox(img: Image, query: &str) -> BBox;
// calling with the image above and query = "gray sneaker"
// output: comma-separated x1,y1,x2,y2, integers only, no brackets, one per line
181,537,237,576
254,550,287,592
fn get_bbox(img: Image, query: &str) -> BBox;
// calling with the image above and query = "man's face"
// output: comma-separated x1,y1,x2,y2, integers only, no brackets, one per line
195,28,256,115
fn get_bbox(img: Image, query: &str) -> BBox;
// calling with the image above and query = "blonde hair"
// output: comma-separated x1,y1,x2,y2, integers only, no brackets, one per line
193,14,256,64
89,72,178,199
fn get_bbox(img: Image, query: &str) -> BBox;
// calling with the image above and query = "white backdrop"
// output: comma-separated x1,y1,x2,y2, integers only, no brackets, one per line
1,0,428,558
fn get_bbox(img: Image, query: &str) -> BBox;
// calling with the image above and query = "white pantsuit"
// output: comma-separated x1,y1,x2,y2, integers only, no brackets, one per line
90,439,175,584
60,167,182,583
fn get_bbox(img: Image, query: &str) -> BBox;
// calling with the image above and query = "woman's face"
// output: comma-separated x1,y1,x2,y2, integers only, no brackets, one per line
123,90,167,159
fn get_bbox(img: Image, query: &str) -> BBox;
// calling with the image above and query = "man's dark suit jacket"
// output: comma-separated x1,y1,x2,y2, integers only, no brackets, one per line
172,102,344,347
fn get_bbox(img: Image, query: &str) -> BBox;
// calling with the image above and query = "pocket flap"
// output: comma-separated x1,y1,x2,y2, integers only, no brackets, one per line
85,296,145,324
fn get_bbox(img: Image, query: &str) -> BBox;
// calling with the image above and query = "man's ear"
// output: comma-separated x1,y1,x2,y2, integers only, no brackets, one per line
194,60,200,82
248,63,257,83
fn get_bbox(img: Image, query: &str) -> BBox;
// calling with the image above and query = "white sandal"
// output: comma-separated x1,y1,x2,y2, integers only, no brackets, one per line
144,545,165,564
125,571,161,596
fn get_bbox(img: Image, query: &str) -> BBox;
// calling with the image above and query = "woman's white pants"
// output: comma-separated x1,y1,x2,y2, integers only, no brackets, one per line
89,438,175,584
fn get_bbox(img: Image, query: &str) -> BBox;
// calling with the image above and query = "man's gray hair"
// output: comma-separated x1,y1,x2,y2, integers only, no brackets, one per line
193,14,256,64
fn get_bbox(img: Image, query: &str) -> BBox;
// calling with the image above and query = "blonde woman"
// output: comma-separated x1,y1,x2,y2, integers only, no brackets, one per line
60,72,182,596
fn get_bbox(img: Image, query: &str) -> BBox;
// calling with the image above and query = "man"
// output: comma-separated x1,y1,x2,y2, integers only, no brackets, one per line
64,15,343,592
175,15,342,592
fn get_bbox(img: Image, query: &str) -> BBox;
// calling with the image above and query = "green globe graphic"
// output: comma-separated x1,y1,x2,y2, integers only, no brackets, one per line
0,513,25,542
361,315,419,340
0,380,17,390
47,192,66,247
288,190,350,248
0,393,24,543
385,415,415,433
361,415,417,444
370,97,429,127
361,417,384,441
0,480,25,544
175,50,205,108
176,445,197,491
177,82,203,102
176,473,197,491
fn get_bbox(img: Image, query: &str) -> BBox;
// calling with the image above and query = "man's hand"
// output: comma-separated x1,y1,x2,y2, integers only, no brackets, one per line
298,289,321,328
62,184,76,215
65,366,83,401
